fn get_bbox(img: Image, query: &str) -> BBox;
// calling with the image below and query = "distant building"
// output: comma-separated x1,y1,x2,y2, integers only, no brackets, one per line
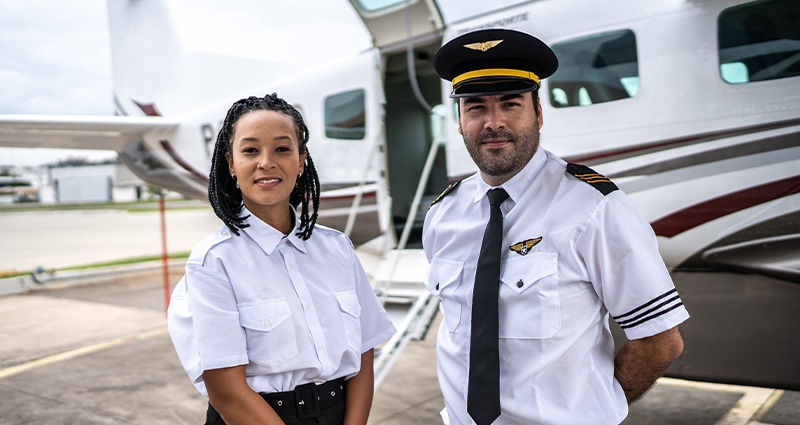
0,158,185,204
48,160,147,203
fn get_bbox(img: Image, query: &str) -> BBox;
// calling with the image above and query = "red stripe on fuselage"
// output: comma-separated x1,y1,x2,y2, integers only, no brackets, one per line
133,100,162,117
563,118,800,164
159,140,209,183
652,176,800,238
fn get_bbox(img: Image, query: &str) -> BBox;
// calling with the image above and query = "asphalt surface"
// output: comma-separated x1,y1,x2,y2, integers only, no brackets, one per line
2,272,800,425
1,205,799,424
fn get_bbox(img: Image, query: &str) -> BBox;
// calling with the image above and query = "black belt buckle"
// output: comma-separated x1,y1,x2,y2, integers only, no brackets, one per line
294,381,321,420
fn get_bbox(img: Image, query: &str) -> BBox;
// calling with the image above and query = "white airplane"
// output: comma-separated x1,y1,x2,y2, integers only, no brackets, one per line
1,0,799,391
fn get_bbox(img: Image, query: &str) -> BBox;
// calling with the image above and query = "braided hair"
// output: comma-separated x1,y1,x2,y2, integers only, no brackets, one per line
208,93,321,240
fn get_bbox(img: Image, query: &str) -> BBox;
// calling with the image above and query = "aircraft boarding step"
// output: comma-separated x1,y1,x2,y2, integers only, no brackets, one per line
367,248,439,389
374,286,439,389
371,248,430,301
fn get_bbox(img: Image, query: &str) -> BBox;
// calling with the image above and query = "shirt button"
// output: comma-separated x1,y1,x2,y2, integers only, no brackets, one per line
317,343,325,350
263,321,271,328
517,279,524,288
305,303,312,309
289,264,296,270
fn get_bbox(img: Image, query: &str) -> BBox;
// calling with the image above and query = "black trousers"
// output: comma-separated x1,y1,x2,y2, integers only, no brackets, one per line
205,378,346,425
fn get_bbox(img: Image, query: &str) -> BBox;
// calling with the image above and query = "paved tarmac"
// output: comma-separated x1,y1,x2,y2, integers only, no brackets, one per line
1,204,799,424
0,204,221,274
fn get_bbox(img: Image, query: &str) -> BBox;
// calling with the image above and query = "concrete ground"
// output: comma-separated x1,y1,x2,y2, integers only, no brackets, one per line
2,271,799,425
0,270,444,425
1,205,799,425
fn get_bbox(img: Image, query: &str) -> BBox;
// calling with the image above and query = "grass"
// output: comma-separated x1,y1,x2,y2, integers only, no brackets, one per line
0,252,192,279
0,198,204,278
0,197,209,213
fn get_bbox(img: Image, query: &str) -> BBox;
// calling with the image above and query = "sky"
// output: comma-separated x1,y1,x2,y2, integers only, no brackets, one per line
0,0,371,167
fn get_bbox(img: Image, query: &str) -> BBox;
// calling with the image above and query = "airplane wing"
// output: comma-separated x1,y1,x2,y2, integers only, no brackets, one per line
0,115,179,152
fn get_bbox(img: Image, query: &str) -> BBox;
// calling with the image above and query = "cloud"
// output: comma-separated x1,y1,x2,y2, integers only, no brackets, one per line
0,0,112,115
0,0,370,165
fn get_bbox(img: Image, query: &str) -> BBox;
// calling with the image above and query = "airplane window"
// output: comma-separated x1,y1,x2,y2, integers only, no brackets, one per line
551,88,569,107
324,89,366,140
431,104,447,146
721,63,750,83
620,77,640,97
547,30,639,108
718,0,800,84
577,88,592,106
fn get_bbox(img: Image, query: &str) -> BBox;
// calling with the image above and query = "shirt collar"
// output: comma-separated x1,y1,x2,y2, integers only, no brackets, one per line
472,147,547,208
240,207,307,255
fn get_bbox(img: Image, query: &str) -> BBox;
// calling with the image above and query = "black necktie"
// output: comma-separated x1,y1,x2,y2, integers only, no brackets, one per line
468,188,508,425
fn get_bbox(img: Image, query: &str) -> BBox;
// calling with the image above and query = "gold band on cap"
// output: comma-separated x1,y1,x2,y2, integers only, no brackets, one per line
452,68,540,88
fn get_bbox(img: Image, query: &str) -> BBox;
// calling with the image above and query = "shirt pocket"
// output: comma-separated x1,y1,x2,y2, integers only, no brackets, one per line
238,298,299,368
426,257,465,332
335,290,362,352
499,252,561,339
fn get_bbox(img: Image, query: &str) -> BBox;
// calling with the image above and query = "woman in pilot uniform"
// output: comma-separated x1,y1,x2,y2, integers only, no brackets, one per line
167,93,396,425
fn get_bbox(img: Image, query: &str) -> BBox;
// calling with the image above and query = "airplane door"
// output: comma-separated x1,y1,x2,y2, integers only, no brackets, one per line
346,1,449,247
278,49,389,247
348,0,444,49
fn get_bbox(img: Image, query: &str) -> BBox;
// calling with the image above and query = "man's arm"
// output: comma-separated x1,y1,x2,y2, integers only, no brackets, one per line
614,326,684,404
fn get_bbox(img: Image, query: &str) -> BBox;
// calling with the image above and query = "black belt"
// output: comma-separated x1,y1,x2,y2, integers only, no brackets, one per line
259,377,346,421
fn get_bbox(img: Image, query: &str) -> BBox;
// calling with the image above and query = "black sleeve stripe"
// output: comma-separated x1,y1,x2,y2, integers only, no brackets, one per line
614,295,681,326
613,289,678,321
618,302,685,330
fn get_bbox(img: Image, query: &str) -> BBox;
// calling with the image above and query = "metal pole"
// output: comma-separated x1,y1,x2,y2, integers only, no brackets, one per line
159,193,170,316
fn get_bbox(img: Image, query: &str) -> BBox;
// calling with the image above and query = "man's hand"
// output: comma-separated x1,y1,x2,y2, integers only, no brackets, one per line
614,326,684,404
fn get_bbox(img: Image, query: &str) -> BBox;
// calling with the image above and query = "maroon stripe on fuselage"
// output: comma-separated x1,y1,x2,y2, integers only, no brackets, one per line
133,100,162,117
563,118,800,164
319,191,377,201
652,176,800,238
159,140,209,183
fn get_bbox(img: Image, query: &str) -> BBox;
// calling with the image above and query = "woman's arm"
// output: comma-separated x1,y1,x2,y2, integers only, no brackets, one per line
203,365,285,425
343,349,375,425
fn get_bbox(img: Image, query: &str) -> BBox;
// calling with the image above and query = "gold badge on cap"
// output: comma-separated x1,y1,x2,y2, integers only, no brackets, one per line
463,39,504,52
509,237,542,256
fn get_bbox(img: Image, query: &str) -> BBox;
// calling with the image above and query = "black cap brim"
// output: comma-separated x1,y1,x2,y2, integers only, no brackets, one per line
434,28,558,97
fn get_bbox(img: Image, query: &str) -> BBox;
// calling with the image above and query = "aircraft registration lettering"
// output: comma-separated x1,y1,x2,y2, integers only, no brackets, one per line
458,13,528,35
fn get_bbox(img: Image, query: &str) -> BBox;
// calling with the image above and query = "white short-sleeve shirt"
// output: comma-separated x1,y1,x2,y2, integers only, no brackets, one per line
168,209,396,396
423,148,689,425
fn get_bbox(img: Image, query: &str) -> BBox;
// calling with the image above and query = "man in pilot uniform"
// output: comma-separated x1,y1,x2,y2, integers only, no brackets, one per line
422,28,689,425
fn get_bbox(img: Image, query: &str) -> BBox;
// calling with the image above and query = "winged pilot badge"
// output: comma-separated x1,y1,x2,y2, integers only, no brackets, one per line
509,237,543,256
463,39,504,52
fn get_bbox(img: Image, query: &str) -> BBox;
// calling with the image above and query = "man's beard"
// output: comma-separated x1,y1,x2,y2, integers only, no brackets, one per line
465,125,540,177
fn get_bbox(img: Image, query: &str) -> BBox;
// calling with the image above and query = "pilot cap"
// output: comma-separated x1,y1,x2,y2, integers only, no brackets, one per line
433,28,558,98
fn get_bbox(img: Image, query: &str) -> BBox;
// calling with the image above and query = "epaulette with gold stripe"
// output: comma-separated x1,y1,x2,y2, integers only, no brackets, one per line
430,179,462,207
566,163,618,196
